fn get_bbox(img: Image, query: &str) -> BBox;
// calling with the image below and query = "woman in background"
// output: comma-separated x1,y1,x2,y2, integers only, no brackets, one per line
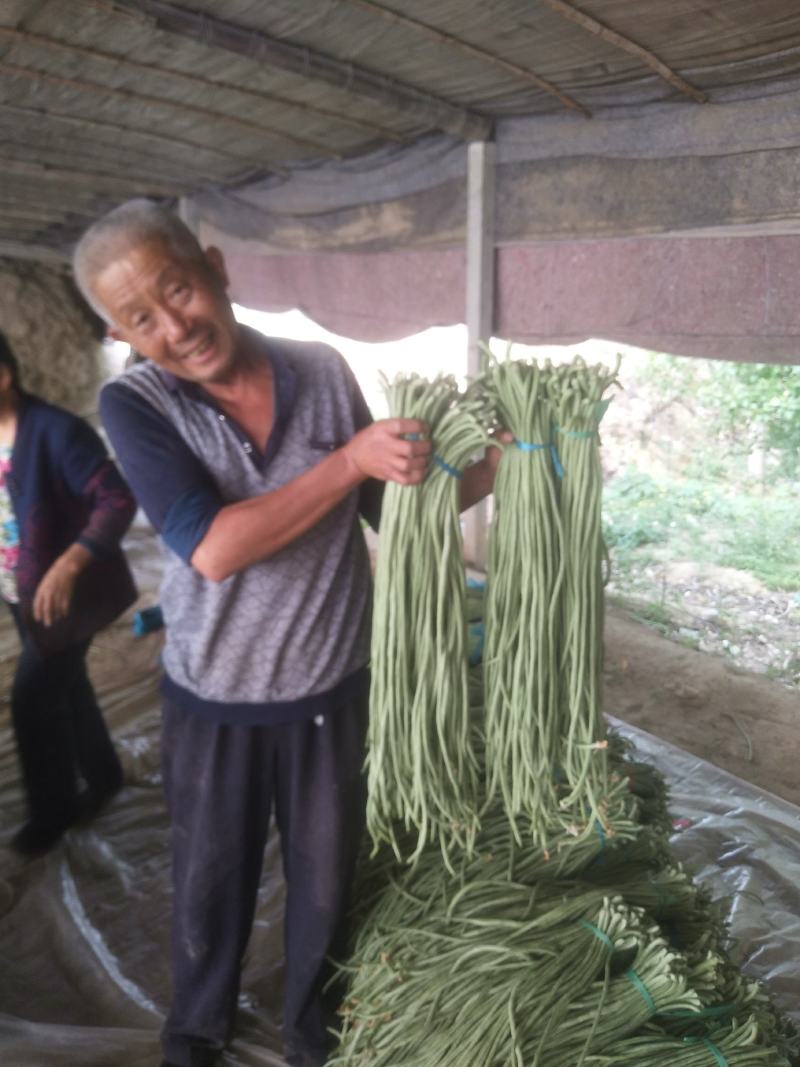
0,329,137,856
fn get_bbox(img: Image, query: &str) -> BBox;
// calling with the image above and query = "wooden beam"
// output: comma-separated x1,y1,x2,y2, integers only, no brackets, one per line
0,240,67,264
0,26,405,144
463,141,496,572
0,60,338,157
102,0,492,141
0,204,73,224
538,0,708,104
0,137,195,188
1,177,115,208
337,0,589,117
0,102,271,169
3,158,182,196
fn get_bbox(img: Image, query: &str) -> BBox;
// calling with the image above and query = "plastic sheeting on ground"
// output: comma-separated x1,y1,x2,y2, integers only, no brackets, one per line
608,715,800,1026
0,526,797,1066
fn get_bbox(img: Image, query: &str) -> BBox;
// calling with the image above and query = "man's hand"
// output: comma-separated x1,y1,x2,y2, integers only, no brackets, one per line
343,418,432,485
32,543,92,627
484,430,514,478
460,430,513,511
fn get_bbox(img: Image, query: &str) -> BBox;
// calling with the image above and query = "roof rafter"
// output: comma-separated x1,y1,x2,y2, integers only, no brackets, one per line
538,0,708,104
0,101,269,170
0,133,201,186
4,158,183,196
336,0,589,117
0,202,83,224
0,239,69,263
96,0,492,141
0,24,406,144
0,59,340,157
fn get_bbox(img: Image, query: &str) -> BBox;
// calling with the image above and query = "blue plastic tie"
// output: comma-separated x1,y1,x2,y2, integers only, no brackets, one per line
514,439,564,478
433,454,462,479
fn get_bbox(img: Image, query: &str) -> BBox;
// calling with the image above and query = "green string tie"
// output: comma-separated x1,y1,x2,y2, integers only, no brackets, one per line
682,1037,730,1067
579,919,614,952
664,1004,736,1021
625,969,655,1014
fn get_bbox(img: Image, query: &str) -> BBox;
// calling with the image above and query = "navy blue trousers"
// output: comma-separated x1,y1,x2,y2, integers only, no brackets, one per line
160,689,368,1067
8,603,122,829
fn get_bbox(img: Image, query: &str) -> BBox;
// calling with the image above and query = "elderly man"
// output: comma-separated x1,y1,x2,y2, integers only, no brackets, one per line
73,199,500,1067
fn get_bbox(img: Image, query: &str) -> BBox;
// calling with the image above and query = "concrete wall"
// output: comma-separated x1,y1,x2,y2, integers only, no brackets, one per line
0,258,103,415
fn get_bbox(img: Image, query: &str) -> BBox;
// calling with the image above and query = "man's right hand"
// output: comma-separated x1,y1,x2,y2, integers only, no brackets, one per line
343,419,432,485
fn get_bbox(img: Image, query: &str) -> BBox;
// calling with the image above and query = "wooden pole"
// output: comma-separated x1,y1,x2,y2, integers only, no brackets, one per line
539,0,707,104
102,0,492,142
337,0,589,117
0,26,406,144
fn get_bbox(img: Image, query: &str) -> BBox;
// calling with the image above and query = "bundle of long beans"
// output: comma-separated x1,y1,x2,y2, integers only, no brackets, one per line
480,348,627,849
480,353,566,844
591,1016,790,1067
366,374,491,865
547,356,621,826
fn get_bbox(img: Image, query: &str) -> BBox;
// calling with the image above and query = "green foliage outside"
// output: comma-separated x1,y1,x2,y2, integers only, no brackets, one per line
603,469,800,591
601,353,800,593
639,353,800,461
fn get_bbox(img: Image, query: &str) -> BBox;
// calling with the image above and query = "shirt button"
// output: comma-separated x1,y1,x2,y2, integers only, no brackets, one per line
242,442,253,454
218,413,226,422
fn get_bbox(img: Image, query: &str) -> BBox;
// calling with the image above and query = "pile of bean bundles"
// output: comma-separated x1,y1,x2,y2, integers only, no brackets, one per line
341,358,797,1067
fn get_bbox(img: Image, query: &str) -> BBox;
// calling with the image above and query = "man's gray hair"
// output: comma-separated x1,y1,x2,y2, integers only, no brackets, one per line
73,198,207,322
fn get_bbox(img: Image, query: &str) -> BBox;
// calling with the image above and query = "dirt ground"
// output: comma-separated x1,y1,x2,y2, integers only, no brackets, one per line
604,599,800,808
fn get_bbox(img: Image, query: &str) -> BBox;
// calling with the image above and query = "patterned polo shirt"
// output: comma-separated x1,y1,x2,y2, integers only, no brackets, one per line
99,330,377,725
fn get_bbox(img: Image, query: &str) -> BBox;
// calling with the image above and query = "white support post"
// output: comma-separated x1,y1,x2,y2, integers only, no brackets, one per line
463,140,496,571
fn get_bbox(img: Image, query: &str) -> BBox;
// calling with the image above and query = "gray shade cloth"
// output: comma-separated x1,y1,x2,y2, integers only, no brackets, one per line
194,75,800,253
191,74,800,361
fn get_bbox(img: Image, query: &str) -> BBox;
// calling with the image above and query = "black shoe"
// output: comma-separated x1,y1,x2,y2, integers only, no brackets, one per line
10,818,73,857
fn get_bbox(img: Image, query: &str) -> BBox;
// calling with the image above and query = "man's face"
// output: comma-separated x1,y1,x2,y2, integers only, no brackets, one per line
93,238,241,385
